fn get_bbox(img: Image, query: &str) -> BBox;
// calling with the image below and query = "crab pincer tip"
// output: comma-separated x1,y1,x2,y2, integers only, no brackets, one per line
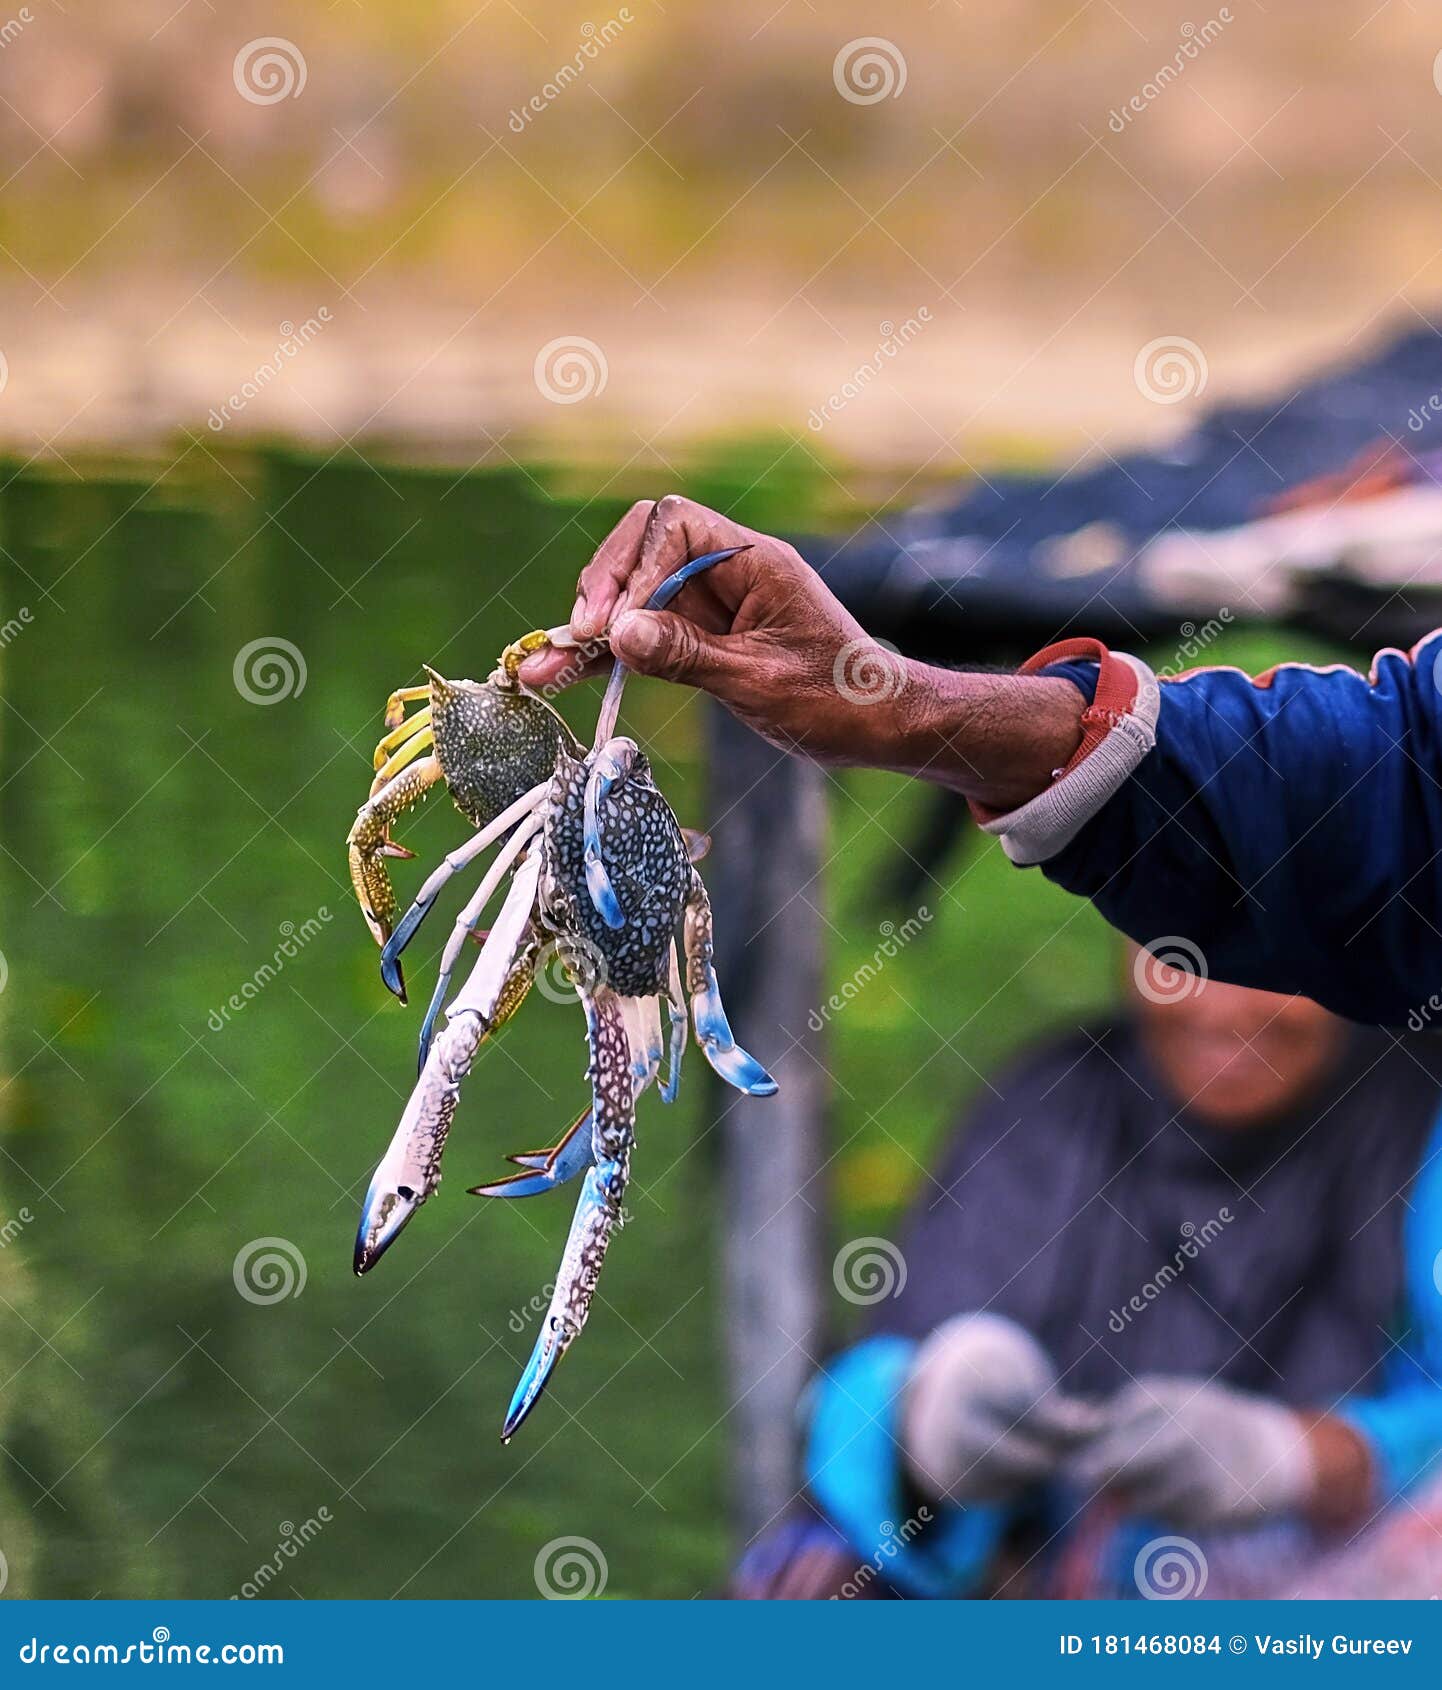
707,1041,778,1097
379,931,411,1003
353,1179,421,1275
502,1327,565,1441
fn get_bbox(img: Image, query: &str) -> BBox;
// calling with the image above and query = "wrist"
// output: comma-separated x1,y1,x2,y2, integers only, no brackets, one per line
879,661,1086,808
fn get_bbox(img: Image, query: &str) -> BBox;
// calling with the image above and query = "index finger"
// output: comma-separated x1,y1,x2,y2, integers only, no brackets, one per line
571,499,655,639
612,494,753,621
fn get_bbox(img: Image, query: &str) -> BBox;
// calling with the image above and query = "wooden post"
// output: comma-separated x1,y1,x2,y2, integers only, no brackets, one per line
705,704,829,1543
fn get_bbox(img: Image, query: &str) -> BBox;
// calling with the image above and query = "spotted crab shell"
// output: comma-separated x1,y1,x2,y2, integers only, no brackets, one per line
426,667,581,829
540,744,691,1000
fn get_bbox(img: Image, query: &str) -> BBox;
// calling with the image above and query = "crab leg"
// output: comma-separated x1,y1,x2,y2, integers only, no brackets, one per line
467,1110,594,1199
660,938,686,1104
502,982,635,1440
683,871,778,1096
580,550,747,926
383,684,431,728
370,717,434,790
581,739,636,931
413,810,543,1068
353,852,542,1274
380,779,550,1002
347,755,444,947
469,994,665,1199
590,546,747,747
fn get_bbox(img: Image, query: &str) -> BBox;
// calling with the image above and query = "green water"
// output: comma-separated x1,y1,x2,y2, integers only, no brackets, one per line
0,442,1148,1598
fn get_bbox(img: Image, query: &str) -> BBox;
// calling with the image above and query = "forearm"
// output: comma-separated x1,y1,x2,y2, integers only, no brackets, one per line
878,663,1087,810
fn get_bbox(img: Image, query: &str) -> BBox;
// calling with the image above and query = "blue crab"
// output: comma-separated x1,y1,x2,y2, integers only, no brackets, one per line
350,549,778,1440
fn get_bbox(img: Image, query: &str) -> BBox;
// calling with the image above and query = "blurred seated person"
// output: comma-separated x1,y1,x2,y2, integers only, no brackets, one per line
731,948,1442,1599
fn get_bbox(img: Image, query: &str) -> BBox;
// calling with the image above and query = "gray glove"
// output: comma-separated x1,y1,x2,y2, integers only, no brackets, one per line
1067,1376,1316,1527
903,1313,1105,1503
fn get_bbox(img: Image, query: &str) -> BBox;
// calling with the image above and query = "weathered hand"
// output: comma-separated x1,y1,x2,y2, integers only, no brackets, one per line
519,494,1087,809
518,495,905,767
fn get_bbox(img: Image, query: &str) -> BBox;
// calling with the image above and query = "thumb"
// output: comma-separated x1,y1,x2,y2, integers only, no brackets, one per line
610,609,729,687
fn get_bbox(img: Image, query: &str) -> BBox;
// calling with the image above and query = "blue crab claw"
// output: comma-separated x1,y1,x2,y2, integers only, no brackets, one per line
502,1320,562,1442
645,546,747,611
467,1111,595,1198
379,913,420,1002
582,742,634,930
501,1164,615,1440
693,981,777,1095
589,546,752,752
354,1165,423,1276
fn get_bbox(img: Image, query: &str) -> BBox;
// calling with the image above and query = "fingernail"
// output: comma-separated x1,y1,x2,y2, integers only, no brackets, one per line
570,597,591,639
612,610,661,662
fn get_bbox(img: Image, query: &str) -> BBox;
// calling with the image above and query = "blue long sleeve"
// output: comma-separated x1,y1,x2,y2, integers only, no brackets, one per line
803,1336,1007,1598
1038,635,1442,1026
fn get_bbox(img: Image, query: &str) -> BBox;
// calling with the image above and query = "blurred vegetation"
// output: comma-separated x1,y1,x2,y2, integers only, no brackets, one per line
0,446,1352,1597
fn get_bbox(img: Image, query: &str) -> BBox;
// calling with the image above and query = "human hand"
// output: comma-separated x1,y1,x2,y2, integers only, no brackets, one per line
518,494,907,767
1067,1376,1315,1527
903,1313,1105,1504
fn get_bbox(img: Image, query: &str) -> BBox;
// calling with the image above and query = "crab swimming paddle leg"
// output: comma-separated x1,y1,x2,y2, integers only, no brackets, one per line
682,870,777,1097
